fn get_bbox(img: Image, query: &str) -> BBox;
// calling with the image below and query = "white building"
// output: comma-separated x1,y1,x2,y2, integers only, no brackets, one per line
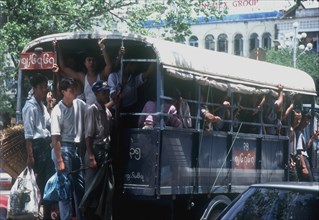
140,0,319,59
186,11,279,58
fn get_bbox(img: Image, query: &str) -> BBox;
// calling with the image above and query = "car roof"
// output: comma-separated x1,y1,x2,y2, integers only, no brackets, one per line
250,182,319,192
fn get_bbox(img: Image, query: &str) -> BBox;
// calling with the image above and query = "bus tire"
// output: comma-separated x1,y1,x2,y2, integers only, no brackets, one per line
200,195,231,220
208,208,223,220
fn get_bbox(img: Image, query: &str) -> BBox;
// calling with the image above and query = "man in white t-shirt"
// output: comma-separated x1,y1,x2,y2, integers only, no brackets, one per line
51,77,87,220
295,111,314,181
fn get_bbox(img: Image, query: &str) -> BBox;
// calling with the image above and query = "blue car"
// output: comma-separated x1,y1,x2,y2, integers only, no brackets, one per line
216,182,319,220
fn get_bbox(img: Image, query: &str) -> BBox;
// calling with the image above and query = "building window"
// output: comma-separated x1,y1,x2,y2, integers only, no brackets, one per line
217,34,228,53
234,34,243,56
262,33,271,50
189,36,199,47
205,34,215,50
249,33,259,52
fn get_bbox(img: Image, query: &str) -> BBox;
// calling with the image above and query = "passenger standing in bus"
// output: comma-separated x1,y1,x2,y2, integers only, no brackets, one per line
57,39,112,105
51,78,87,220
294,111,314,181
22,74,55,220
241,94,265,134
53,62,87,161
107,61,156,126
138,100,182,129
212,95,231,131
200,101,222,131
79,80,114,220
53,54,85,101
263,84,284,135
174,88,192,128
289,109,302,181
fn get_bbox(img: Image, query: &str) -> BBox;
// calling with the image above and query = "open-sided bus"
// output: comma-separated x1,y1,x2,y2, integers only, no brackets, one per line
16,32,317,220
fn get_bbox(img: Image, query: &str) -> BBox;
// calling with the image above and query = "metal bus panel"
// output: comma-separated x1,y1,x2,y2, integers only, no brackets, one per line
260,137,288,182
122,130,160,196
159,130,195,195
197,132,229,194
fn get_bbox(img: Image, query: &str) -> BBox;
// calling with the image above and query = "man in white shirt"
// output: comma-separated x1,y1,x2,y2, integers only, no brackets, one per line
295,111,314,181
51,77,87,220
22,74,55,220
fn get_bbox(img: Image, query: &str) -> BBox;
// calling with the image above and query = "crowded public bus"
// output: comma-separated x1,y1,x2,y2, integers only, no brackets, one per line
16,32,318,220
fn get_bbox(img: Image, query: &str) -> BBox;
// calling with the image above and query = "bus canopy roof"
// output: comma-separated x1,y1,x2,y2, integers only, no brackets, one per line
21,32,317,96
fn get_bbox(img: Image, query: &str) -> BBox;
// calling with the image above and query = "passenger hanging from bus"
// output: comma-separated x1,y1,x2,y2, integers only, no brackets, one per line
138,100,182,129
263,84,284,135
52,56,85,102
289,108,302,181
22,74,55,220
80,80,114,220
56,39,112,105
232,93,243,132
107,61,156,127
51,78,87,220
279,93,303,136
200,87,222,131
241,94,265,134
173,88,192,128
52,56,87,162
211,95,231,131
294,111,314,181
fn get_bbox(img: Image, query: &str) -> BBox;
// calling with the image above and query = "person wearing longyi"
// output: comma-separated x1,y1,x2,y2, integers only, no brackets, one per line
22,73,55,220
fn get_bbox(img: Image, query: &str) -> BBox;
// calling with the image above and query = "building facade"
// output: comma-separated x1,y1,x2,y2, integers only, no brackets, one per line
141,1,319,59
187,11,279,58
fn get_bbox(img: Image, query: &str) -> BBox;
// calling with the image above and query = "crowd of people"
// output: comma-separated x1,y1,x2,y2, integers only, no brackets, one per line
21,39,318,220
22,39,133,220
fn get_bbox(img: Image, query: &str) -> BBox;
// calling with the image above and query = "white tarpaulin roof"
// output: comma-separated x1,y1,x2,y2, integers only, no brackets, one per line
21,32,317,96
146,37,316,96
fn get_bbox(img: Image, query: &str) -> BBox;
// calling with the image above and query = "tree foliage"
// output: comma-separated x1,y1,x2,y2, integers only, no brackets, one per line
265,48,319,80
266,48,319,99
0,0,226,123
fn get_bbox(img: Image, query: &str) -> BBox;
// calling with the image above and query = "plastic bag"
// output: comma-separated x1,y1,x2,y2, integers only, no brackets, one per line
7,167,41,218
43,172,71,202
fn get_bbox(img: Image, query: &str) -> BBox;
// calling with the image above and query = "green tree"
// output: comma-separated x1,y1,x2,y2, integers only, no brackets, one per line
0,0,226,126
266,49,319,80
266,48,319,100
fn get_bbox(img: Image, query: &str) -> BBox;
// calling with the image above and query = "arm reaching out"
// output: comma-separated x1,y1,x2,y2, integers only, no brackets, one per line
98,39,112,80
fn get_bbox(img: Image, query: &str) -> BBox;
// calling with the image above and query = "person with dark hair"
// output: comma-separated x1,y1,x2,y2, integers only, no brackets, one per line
242,94,265,133
289,108,302,181
173,88,192,128
107,61,155,128
138,100,182,129
107,62,155,111
22,73,55,220
294,111,314,181
263,84,284,135
50,77,87,220
200,87,223,131
80,80,114,220
57,39,112,105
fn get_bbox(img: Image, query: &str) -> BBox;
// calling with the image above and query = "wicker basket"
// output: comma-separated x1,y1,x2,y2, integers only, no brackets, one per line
0,124,27,179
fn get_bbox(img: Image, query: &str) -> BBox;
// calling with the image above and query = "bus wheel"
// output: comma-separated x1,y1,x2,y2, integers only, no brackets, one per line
208,209,223,220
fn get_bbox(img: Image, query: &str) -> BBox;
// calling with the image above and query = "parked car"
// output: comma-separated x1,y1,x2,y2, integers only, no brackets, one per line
0,168,12,190
216,182,319,220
